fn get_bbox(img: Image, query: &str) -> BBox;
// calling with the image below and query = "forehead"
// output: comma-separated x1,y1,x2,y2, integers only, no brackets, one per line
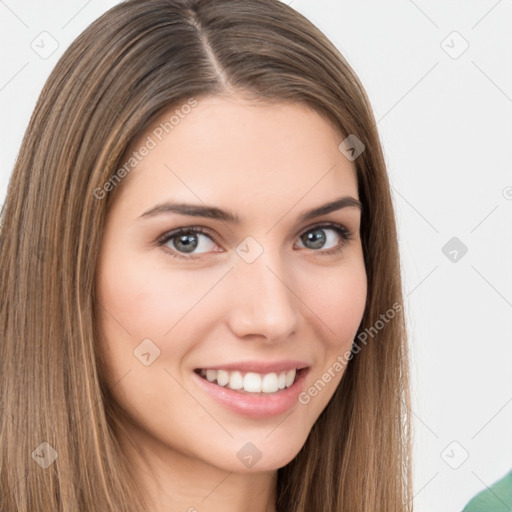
112,95,358,221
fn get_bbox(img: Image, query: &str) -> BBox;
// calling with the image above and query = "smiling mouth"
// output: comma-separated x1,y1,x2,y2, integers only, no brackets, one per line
194,367,307,394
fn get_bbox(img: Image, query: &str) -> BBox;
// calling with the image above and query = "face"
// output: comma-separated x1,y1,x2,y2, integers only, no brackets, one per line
95,94,367,475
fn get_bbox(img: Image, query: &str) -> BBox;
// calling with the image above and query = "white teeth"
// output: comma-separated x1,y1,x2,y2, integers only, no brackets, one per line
217,369,230,387
198,368,299,393
285,369,296,387
261,372,279,393
229,371,244,390
243,372,262,393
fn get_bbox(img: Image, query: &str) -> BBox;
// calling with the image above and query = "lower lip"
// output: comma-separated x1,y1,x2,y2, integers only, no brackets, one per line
191,368,309,419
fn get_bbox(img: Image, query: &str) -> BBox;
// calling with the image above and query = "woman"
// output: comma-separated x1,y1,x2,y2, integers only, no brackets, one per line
0,0,413,510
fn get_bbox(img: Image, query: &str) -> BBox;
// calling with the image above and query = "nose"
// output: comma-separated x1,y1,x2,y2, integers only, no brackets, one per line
224,248,299,343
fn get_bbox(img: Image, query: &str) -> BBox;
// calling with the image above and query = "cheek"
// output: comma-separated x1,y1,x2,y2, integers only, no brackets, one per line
95,246,233,390
305,259,367,348
96,251,214,338
94,251,209,434
296,256,366,406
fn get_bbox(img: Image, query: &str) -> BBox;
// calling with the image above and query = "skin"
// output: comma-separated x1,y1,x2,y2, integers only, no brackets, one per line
95,94,367,512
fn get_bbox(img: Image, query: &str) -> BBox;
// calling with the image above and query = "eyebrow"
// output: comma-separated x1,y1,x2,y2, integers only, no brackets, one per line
138,196,362,224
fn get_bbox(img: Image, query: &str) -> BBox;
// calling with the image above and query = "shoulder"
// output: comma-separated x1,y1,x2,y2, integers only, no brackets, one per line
462,469,512,512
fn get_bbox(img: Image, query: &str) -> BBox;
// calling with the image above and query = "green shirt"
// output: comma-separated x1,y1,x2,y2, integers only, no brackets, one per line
462,469,512,512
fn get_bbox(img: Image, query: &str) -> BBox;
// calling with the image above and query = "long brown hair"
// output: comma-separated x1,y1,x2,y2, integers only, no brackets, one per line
0,0,413,510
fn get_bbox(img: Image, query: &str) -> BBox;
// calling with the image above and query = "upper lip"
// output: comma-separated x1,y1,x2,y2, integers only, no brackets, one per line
195,360,310,374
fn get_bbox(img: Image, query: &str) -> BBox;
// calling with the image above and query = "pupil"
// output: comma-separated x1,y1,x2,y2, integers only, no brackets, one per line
304,229,325,249
176,233,197,253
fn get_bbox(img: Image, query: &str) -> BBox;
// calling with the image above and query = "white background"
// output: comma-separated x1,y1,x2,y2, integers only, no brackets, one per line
1,1,511,510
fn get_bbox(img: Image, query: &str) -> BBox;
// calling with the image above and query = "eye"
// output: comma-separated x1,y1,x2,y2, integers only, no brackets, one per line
296,223,353,255
157,223,353,260
158,227,218,259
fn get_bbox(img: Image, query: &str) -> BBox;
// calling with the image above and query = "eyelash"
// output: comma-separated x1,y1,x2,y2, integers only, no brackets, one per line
157,223,354,261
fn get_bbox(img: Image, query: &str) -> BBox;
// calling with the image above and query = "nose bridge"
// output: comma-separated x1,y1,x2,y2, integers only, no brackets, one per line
226,242,299,341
